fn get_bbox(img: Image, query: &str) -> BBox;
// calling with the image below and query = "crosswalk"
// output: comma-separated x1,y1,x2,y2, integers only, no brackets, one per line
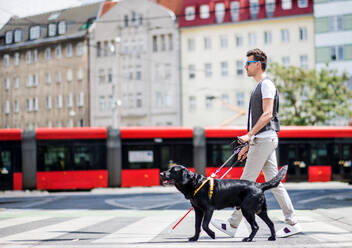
0,209,351,248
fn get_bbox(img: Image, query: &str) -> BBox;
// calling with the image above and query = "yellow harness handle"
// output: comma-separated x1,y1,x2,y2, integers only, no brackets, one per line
193,175,215,199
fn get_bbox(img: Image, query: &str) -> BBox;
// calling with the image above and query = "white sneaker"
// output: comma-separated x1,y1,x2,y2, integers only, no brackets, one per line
276,223,302,238
210,219,237,237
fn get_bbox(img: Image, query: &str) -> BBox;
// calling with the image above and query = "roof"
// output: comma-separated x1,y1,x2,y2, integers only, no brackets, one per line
100,1,118,17
0,2,103,48
156,0,184,16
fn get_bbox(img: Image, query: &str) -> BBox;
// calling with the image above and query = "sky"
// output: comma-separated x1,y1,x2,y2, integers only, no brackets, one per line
0,0,102,29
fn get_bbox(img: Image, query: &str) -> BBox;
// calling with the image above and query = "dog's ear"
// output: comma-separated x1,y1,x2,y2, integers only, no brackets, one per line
180,169,193,185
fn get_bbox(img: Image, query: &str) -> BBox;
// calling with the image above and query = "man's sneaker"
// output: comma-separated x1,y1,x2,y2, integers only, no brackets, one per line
210,219,237,237
276,223,302,238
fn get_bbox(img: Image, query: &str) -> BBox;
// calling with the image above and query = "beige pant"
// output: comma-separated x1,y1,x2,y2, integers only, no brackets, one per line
228,137,297,227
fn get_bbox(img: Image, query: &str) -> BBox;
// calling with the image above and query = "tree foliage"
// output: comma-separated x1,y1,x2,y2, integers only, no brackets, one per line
268,63,352,125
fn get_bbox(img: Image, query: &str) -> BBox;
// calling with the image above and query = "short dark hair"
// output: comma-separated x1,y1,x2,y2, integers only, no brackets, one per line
246,48,267,71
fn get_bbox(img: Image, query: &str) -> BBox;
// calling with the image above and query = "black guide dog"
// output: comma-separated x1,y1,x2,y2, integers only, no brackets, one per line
160,165,288,242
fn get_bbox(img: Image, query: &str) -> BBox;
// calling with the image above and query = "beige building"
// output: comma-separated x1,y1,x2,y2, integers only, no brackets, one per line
89,0,181,127
180,1,315,127
0,3,104,129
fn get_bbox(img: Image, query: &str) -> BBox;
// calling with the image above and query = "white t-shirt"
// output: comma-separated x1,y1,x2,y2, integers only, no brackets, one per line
249,79,278,139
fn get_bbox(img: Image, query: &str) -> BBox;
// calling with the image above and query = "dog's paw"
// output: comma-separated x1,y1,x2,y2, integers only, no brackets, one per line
242,237,253,242
188,236,198,242
268,236,276,241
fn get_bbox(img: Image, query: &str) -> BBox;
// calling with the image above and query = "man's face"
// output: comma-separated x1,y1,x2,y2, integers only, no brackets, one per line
245,55,260,77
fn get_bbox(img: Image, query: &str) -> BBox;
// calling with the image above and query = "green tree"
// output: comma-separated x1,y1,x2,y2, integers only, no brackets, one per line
269,63,352,125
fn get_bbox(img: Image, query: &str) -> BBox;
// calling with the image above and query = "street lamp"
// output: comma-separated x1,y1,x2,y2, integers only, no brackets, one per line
110,37,121,129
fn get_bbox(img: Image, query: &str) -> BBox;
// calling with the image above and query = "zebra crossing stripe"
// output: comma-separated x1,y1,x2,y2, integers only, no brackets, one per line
0,216,112,244
93,214,177,244
0,216,50,229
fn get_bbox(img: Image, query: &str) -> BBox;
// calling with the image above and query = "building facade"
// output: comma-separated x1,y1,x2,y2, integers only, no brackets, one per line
179,0,314,127
0,3,104,129
89,0,181,127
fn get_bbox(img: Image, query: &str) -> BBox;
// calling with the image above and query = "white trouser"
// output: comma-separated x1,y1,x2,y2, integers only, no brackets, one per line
228,137,297,227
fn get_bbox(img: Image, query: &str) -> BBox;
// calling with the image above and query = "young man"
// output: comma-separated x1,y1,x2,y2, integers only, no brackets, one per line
211,48,302,238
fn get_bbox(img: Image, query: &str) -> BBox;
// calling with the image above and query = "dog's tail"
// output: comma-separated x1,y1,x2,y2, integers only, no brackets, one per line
259,165,288,191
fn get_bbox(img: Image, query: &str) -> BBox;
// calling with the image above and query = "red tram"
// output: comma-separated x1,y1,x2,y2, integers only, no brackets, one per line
0,126,351,190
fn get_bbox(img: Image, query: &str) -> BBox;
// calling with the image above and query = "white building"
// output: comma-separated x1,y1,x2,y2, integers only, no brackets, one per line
180,0,314,127
89,0,181,127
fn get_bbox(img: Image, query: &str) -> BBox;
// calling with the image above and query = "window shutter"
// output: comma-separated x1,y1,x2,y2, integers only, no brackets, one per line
315,17,329,33
316,47,330,63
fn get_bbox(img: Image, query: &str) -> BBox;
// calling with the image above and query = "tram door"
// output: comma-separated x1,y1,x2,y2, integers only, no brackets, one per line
279,142,309,182
0,149,13,190
332,143,352,182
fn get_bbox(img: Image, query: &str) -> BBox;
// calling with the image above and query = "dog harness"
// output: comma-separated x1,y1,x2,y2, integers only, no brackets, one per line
193,175,215,199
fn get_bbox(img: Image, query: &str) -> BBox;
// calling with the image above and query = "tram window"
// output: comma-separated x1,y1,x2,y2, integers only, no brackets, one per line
0,151,11,174
37,140,106,171
207,143,243,167
124,145,154,169
310,144,328,165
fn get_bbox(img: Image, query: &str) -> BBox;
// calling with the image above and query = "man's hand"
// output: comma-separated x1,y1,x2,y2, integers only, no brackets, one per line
238,133,252,144
238,145,249,162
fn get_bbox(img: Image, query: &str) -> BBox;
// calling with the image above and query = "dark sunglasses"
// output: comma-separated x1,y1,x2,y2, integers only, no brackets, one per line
245,60,263,66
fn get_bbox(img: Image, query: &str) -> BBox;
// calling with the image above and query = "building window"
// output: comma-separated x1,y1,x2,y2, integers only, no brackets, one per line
56,45,62,58
236,92,244,107
188,64,195,79
29,26,40,40
14,77,19,88
32,74,38,86
235,35,243,47
281,29,290,43
136,93,142,108
300,55,308,69
58,21,66,35
4,54,10,66
5,31,13,44
249,0,259,19
236,60,243,75
33,50,37,63
189,96,196,111
138,14,143,26
78,92,84,107
46,72,51,84
215,2,225,23
14,53,19,66
67,93,73,108
205,63,212,78
161,35,166,51
329,16,343,32
57,95,63,108
206,96,214,109
14,30,22,42
56,71,62,83
97,42,102,57
282,0,292,10
185,6,195,21
5,78,10,90
266,0,275,17
299,27,307,41
124,15,129,27
248,32,256,46
298,0,308,8
45,48,51,60
230,1,240,22
187,38,195,51
14,100,19,113
152,36,158,52
282,56,290,67
67,69,73,82
330,46,344,61
221,62,228,77
168,34,173,51
26,51,31,64
48,23,56,36
33,98,38,111
99,69,105,83
264,31,272,45
220,35,228,48
200,4,210,19
46,96,52,109
5,101,10,114
204,37,211,50
26,99,32,112
66,43,73,57
77,67,83,81
99,96,105,111
76,42,83,56
108,68,113,82
26,75,32,87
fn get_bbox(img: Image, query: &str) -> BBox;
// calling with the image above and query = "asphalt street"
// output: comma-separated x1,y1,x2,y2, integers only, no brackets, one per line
0,182,351,248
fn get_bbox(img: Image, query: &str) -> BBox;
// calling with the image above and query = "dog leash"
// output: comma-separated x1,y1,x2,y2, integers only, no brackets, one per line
172,141,247,230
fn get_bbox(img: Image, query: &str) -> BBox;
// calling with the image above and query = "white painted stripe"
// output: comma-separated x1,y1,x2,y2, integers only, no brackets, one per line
0,216,112,243
93,214,176,243
0,216,50,229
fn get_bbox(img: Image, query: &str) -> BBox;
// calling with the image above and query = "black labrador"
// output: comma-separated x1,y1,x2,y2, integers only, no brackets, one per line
160,165,288,242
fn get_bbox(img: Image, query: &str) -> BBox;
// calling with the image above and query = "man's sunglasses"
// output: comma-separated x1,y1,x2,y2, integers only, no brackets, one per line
245,60,263,66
